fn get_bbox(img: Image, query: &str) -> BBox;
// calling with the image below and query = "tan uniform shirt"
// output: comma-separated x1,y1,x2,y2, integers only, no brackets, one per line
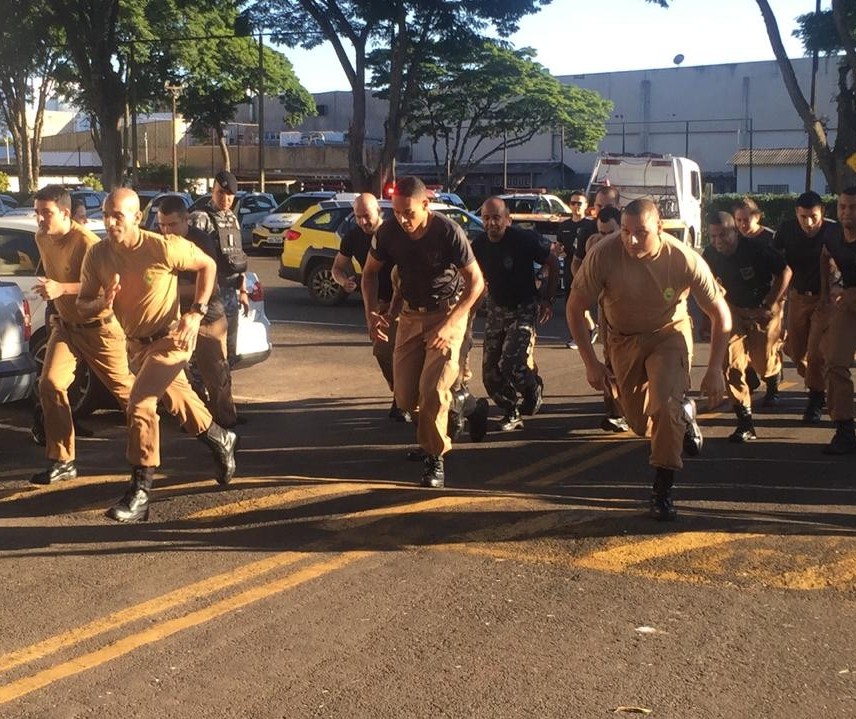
573,233,720,336
35,221,109,325
79,229,207,339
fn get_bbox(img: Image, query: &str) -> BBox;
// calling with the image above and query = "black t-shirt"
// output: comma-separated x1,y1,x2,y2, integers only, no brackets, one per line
371,211,475,306
740,226,775,245
178,225,225,323
556,217,586,258
823,227,856,289
340,225,393,302
472,225,551,308
773,218,838,294
574,218,598,261
702,236,786,309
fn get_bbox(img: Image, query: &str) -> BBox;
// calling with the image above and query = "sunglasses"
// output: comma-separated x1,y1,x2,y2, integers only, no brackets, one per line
569,201,584,206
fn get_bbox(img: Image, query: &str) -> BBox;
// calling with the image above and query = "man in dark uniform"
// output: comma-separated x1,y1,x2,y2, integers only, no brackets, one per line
78,188,238,523
475,196,559,430
361,176,485,489
189,170,249,366
157,194,238,429
704,211,788,442
331,193,408,421
556,189,588,304
773,191,836,423
820,187,856,454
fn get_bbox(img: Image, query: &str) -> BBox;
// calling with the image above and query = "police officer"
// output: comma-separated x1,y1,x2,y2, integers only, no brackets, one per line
331,193,408,421
189,170,249,365
568,199,731,521
820,187,856,454
29,185,134,485
556,189,588,304
704,211,788,442
474,197,559,430
157,194,238,428
773,191,836,423
361,176,485,489
78,188,238,523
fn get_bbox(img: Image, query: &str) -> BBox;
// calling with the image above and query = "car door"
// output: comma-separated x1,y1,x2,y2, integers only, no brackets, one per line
237,195,277,246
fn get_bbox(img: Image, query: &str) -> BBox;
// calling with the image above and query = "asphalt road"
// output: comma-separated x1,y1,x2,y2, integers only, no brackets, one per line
1,253,855,718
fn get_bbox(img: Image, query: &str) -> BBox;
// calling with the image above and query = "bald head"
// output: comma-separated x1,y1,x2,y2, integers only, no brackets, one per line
480,196,511,242
353,192,382,234
103,188,143,247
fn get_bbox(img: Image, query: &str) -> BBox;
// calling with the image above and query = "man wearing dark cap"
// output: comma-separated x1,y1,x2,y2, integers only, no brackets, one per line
189,170,249,366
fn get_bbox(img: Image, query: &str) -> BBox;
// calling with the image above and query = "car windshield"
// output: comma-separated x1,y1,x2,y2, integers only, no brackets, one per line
276,195,330,214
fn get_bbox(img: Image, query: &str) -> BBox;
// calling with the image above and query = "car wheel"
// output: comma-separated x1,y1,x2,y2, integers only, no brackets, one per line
30,330,102,418
307,262,348,306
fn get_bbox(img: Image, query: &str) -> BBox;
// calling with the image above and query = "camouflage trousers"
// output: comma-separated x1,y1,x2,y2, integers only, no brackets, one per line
482,298,540,413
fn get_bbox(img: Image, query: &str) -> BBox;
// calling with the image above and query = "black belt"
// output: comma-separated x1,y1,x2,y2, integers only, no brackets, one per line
60,313,114,330
128,327,171,344
405,296,460,313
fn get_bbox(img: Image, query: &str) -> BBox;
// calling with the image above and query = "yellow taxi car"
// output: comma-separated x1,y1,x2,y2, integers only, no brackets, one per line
278,199,484,305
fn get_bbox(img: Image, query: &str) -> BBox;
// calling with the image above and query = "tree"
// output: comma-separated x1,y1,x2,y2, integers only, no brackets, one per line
650,0,856,192
380,41,611,190
171,3,315,171
252,0,551,193
0,0,62,193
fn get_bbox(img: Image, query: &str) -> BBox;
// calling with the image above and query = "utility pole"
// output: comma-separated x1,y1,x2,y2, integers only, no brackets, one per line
258,32,266,192
806,0,821,191
164,82,183,191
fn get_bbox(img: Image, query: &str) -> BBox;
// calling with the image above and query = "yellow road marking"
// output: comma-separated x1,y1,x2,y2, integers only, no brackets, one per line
774,554,856,590
575,531,762,573
0,552,373,706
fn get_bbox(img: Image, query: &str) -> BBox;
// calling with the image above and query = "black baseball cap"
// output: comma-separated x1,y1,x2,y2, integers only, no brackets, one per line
214,170,238,194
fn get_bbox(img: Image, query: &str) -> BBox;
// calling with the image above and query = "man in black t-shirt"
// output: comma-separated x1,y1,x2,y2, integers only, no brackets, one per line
361,177,485,488
571,185,621,275
332,193,407,421
704,212,788,442
819,187,856,454
773,191,836,423
474,197,559,430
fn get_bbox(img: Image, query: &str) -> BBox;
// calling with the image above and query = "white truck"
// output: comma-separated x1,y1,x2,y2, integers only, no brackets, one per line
586,154,703,248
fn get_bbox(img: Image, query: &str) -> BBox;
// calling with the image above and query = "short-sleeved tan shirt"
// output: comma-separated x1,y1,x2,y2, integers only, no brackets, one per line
572,233,721,336
35,221,107,325
79,229,207,339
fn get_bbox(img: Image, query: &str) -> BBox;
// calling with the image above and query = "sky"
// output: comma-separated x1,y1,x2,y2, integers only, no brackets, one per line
282,0,822,93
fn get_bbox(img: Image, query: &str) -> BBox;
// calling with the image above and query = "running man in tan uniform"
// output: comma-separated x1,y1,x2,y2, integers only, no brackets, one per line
568,199,731,520
30,185,133,485
77,188,238,523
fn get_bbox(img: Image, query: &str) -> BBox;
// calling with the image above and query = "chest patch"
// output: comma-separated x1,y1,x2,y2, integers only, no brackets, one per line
739,266,756,281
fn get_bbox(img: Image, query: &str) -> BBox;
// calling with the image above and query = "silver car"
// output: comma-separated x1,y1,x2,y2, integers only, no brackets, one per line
0,281,37,403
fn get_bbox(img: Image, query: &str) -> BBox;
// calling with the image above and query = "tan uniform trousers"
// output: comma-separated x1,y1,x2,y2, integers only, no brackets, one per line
784,290,830,392
822,288,856,421
127,334,212,467
394,307,468,457
372,301,396,391
40,316,133,463
193,316,237,427
599,322,625,419
607,322,693,471
725,305,784,409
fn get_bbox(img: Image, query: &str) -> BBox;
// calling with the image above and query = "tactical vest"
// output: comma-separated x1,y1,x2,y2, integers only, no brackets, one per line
206,209,248,281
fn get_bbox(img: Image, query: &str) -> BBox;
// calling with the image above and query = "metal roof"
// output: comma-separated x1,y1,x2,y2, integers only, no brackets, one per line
729,148,815,167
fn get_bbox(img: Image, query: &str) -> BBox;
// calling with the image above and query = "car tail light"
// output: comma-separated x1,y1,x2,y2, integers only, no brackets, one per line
247,278,264,302
285,229,301,241
21,297,32,341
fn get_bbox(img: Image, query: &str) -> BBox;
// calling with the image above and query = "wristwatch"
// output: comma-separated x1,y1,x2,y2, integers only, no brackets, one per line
190,302,208,316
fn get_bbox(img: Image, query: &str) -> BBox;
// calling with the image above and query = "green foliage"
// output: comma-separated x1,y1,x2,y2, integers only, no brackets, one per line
0,171,10,192
793,0,856,55
80,173,104,191
135,163,197,192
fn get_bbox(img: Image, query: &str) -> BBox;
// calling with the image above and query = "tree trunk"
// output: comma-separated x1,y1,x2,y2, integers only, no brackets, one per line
216,126,231,172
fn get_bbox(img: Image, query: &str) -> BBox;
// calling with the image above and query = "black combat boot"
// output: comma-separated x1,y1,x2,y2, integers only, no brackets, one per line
498,408,524,431
801,390,825,424
729,405,757,443
823,419,856,455
448,388,470,441
649,467,677,521
197,422,238,485
681,397,703,456
30,460,77,485
520,376,544,416
388,398,411,423
106,466,154,523
468,398,490,443
600,415,629,432
421,454,445,488
761,374,780,407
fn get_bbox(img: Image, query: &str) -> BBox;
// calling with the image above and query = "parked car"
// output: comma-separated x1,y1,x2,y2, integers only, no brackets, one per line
0,281,37,402
189,192,278,248
140,192,194,230
251,191,352,250
278,199,484,306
